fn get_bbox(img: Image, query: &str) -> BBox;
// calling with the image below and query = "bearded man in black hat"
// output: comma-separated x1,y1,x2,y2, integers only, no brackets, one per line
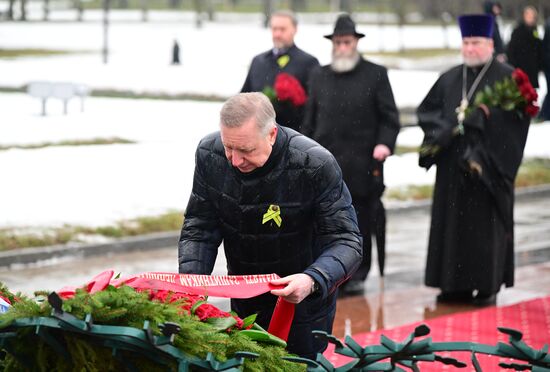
241,10,319,132
417,14,532,306
302,14,400,296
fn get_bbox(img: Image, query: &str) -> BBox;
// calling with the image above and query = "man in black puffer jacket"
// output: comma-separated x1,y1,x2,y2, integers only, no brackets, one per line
178,92,362,359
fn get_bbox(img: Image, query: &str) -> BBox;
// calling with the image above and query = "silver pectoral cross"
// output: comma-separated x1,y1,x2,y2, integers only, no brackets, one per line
454,98,468,135
456,98,468,123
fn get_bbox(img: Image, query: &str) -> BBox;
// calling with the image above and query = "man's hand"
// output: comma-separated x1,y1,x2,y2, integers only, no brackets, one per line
372,144,391,162
270,274,315,304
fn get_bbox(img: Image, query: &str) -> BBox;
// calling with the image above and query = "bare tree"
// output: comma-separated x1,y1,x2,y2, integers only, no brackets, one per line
103,0,110,64
141,0,148,22
441,11,453,50
74,0,84,22
7,0,15,20
20,0,27,20
263,0,273,28
168,0,181,9
193,0,203,28
206,0,215,21
376,0,385,52
290,0,306,12
391,0,407,53
329,0,359,13
340,0,353,13
43,0,50,20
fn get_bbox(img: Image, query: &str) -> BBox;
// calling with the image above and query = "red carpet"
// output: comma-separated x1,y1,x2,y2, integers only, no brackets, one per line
324,296,550,371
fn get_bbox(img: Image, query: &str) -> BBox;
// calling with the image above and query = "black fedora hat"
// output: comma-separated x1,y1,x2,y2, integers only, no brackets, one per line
324,14,365,39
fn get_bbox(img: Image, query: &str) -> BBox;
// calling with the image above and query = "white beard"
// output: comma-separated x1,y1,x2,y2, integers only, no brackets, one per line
464,54,492,67
331,52,360,73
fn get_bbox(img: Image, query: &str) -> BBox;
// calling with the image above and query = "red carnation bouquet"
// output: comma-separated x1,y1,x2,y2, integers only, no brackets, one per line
58,270,249,331
148,289,246,330
470,67,539,118
263,72,307,107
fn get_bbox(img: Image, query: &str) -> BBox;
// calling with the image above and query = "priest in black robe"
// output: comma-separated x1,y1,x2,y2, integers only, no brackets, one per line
417,14,531,305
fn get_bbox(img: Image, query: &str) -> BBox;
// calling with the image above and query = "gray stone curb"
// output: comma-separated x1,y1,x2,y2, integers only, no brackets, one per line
2,185,550,269
0,231,179,268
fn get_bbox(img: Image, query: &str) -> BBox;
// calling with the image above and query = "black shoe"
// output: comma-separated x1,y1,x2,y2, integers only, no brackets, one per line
436,291,473,303
339,280,365,297
472,292,497,306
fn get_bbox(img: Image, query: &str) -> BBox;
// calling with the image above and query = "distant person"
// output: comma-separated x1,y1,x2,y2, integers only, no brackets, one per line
540,17,550,120
302,14,400,296
484,1,506,62
241,10,319,132
172,39,180,65
507,5,542,88
417,14,532,306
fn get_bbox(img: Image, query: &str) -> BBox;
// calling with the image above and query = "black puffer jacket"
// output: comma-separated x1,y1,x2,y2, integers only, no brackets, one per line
178,126,362,357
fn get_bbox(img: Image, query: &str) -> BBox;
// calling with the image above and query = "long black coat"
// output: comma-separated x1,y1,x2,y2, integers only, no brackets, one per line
542,20,550,69
178,126,362,358
241,45,320,132
417,61,530,294
507,22,542,88
302,58,400,201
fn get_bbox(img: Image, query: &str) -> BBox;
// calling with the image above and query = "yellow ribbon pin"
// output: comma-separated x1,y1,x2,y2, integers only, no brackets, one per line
277,55,290,69
262,204,282,227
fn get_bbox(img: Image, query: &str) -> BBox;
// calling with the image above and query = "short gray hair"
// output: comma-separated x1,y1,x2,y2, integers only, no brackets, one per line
270,10,298,27
220,93,276,134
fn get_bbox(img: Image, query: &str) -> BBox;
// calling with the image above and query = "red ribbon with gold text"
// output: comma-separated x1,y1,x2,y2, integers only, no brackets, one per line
58,270,295,341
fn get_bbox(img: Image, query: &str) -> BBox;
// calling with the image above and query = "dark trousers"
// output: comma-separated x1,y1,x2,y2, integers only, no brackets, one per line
351,197,387,281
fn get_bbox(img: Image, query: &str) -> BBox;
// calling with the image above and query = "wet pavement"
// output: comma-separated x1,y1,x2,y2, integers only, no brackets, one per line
1,195,550,336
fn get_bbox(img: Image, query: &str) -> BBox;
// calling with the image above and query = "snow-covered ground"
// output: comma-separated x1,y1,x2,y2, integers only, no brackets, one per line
0,93,221,228
1,17,549,229
1,12,546,104
0,14,468,108
1,92,549,229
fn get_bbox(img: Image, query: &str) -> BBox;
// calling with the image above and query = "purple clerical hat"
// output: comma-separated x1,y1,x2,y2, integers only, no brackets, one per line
458,14,494,38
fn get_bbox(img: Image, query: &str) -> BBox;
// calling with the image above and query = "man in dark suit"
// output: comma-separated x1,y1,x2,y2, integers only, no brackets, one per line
302,14,400,296
241,10,319,132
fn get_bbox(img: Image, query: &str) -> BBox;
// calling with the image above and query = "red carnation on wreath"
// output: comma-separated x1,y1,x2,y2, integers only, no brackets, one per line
263,72,307,107
58,271,249,332
146,289,246,330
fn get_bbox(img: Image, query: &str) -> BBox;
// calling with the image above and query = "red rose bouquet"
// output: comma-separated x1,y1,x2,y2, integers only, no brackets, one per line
419,68,538,163
470,67,539,118
263,72,307,107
